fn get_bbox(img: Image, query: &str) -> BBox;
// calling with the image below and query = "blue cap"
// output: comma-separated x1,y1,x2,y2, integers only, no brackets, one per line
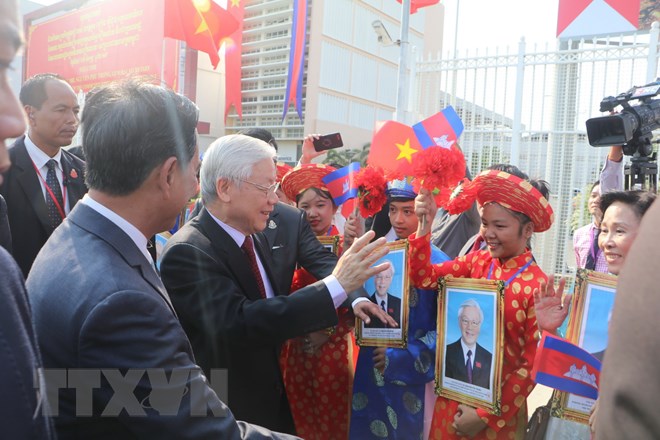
386,177,416,200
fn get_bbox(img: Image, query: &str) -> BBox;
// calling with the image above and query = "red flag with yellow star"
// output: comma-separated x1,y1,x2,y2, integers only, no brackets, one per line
224,0,244,120
164,0,238,69
367,120,423,175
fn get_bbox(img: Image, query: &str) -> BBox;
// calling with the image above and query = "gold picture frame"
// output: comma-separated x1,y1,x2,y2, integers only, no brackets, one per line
551,269,618,423
356,240,410,349
317,235,340,255
435,277,505,415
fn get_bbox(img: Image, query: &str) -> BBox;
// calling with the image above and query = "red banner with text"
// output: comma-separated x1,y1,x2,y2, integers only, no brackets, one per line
26,0,180,92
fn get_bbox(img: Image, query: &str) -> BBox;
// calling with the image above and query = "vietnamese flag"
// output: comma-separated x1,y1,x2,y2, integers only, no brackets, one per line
396,0,440,14
531,331,601,400
164,0,239,69
368,120,422,176
322,162,360,206
224,0,244,120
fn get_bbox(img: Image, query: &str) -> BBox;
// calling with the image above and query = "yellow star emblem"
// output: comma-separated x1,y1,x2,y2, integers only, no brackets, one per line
395,139,418,163
231,0,240,6
193,0,211,35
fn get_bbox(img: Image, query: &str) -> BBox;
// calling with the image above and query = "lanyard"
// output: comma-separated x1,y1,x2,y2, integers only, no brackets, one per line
487,258,534,287
31,160,67,221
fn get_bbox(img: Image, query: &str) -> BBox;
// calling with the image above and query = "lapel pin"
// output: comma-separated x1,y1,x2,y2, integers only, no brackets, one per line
69,169,78,179
268,220,277,229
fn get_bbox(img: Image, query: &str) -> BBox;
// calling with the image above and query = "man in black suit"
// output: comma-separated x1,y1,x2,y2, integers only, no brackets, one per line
0,1,55,437
444,299,492,389
160,134,395,433
365,262,402,328
28,79,295,439
0,73,86,277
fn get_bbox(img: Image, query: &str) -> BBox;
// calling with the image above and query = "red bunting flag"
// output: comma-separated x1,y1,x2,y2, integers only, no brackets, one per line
164,0,239,69
396,0,440,14
224,0,244,120
283,0,308,121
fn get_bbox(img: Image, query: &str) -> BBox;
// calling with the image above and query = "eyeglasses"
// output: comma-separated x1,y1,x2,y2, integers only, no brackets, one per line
240,179,279,197
460,318,481,327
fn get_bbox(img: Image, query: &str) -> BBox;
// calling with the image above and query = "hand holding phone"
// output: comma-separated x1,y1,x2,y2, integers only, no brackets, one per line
312,133,343,152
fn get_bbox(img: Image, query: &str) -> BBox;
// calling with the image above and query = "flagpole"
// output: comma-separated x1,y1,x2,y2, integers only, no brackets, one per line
395,0,411,123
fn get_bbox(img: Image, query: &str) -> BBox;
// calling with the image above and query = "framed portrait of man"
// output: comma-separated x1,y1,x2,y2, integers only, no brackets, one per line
551,269,617,423
356,240,409,348
317,235,340,254
435,277,505,415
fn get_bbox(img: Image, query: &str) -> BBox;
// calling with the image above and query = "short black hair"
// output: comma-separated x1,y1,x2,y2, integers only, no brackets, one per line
487,163,529,180
82,79,199,195
19,73,66,108
600,190,656,221
238,127,278,151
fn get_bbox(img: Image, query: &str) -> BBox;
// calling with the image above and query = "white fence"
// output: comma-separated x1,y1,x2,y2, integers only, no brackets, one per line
414,24,660,275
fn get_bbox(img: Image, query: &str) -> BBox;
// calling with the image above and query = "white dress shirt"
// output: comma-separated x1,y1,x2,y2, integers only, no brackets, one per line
81,195,153,265
24,135,71,214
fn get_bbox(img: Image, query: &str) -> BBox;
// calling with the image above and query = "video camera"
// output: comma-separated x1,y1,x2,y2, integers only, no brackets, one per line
585,79,660,157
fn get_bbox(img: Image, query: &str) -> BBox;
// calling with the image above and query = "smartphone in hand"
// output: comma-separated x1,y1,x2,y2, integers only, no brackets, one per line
312,133,343,152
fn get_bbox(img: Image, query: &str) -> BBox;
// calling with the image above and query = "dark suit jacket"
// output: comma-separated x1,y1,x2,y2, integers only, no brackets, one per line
444,339,492,389
0,194,11,252
160,208,339,433
0,249,55,439
365,292,401,328
0,136,86,277
27,203,290,440
259,202,337,296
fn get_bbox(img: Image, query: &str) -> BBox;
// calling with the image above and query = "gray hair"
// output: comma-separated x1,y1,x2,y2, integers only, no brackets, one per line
458,299,484,323
376,260,395,278
200,134,276,203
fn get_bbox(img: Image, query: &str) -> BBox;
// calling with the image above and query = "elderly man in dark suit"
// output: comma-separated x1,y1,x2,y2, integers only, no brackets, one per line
160,134,395,433
444,299,492,389
365,262,402,328
0,1,55,437
28,79,296,439
0,73,86,277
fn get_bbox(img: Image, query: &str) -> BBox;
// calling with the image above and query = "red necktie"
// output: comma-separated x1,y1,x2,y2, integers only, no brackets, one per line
242,235,266,299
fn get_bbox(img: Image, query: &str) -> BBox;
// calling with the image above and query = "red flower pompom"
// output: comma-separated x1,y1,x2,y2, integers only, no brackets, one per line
412,145,465,195
354,166,388,218
443,178,478,214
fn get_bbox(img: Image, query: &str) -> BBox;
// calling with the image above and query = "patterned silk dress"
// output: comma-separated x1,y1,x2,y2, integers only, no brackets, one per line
349,244,450,440
279,226,357,440
409,233,546,440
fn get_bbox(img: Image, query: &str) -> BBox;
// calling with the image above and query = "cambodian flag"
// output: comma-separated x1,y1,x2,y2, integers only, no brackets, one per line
283,0,308,121
412,105,464,149
322,162,360,206
531,332,601,400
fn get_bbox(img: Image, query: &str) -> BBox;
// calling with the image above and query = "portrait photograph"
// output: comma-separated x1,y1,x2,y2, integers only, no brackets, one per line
551,269,618,423
317,235,340,255
435,277,505,415
356,240,409,348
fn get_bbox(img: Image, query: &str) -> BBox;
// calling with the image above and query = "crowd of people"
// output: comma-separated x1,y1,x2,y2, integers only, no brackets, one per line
1,0,660,439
